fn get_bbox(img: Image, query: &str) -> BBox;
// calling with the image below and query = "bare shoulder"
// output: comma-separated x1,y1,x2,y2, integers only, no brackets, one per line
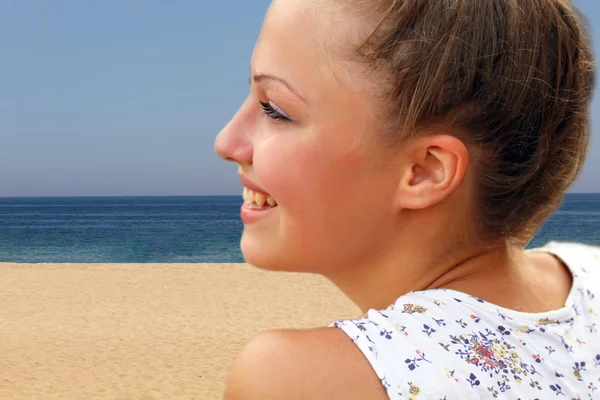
224,327,388,400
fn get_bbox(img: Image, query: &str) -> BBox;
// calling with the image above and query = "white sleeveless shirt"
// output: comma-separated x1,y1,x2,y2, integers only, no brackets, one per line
330,242,600,399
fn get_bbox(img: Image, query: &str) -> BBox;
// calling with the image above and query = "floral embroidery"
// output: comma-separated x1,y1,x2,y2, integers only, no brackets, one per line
448,330,533,389
407,382,421,398
538,317,560,325
403,304,428,314
529,379,542,390
330,243,600,400
422,324,436,337
456,319,468,328
572,361,586,381
405,350,431,370
549,383,565,396
444,367,459,382
466,373,481,388
585,323,597,333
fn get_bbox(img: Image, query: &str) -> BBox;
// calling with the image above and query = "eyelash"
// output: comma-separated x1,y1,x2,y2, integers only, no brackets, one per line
260,101,292,123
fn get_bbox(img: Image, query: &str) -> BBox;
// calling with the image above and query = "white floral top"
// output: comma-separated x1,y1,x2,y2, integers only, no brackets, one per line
331,242,600,399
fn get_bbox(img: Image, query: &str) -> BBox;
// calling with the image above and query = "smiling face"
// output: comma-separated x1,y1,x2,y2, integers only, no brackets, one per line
214,0,592,314
215,0,407,273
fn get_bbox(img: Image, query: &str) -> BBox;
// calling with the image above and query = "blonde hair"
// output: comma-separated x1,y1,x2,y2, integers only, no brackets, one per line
345,0,596,244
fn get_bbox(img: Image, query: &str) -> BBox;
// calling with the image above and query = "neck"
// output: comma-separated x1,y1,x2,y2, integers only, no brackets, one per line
325,241,518,314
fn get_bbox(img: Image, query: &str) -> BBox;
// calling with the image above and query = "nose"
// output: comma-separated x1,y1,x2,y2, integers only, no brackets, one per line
214,103,254,166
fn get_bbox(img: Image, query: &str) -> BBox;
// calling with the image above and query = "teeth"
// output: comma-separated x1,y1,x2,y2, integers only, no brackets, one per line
242,187,278,208
254,192,266,206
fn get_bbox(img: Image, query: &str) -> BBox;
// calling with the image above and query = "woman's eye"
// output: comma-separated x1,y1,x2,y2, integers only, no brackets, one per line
260,101,292,122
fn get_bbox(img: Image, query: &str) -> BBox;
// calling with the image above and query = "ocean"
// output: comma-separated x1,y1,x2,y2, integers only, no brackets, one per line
0,194,598,263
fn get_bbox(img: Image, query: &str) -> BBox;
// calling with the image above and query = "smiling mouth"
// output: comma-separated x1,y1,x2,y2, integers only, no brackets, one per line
242,187,278,210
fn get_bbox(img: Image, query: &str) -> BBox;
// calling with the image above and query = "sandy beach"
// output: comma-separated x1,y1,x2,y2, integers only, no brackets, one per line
0,262,359,399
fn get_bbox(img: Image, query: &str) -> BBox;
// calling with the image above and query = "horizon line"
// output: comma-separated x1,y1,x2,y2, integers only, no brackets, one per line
1,192,599,199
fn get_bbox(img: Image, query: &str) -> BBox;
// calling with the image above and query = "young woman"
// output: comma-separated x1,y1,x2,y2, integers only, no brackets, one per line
215,0,599,398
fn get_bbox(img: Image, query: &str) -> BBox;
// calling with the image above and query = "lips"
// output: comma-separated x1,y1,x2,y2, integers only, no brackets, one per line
238,173,278,210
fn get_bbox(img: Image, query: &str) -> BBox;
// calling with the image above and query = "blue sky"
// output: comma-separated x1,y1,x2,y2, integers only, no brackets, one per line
0,0,598,196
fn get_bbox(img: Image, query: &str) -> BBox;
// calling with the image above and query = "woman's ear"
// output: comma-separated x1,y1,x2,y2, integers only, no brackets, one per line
396,134,469,210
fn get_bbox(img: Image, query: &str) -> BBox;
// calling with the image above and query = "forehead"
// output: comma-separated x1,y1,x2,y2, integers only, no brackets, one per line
251,2,331,85
253,0,380,91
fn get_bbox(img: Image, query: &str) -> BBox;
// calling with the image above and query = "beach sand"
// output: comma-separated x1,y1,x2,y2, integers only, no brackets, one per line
0,263,359,400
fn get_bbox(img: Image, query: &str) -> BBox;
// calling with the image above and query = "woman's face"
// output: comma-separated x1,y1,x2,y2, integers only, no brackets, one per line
215,0,404,273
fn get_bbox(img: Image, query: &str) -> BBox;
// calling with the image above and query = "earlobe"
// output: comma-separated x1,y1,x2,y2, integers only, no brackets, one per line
396,135,468,210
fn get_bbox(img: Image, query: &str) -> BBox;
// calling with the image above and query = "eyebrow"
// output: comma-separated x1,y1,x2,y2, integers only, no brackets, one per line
250,73,307,103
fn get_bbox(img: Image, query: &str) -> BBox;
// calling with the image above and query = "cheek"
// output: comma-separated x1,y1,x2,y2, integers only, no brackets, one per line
253,136,327,205
253,132,382,220
246,128,397,270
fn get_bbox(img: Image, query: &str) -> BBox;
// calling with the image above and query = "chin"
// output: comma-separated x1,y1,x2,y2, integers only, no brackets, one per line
240,230,304,272
240,230,278,271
